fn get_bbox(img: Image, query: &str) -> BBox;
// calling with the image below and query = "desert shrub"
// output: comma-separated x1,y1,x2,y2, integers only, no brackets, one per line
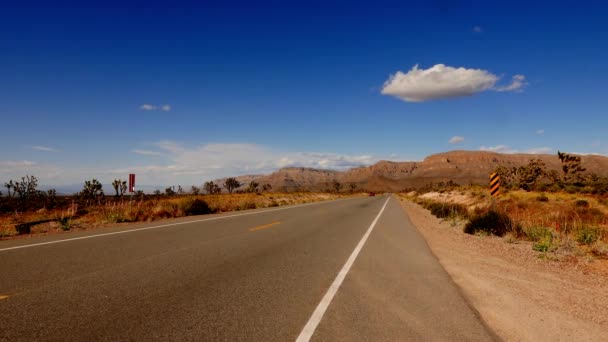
591,241,608,258
576,226,600,245
536,194,549,202
575,199,590,208
425,202,469,219
241,202,257,210
464,210,513,237
58,217,71,231
525,226,553,242
103,212,128,223
268,200,279,207
182,198,212,216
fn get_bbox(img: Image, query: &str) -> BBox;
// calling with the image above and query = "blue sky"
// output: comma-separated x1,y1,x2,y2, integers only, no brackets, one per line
1,1,608,187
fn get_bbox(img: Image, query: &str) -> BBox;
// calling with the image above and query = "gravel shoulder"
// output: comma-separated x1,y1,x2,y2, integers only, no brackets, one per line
399,197,608,342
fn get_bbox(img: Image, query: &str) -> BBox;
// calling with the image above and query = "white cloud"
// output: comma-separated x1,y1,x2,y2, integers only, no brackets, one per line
479,145,553,154
381,64,527,102
100,141,380,186
495,74,527,92
132,149,163,156
140,104,157,110
473,26,483,33
31,145,58,152
140,104,171,111
536,129,545,135
449,136,465,144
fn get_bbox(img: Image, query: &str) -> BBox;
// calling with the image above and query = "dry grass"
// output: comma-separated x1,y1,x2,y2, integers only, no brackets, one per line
0,192,357,239
400,187,608,259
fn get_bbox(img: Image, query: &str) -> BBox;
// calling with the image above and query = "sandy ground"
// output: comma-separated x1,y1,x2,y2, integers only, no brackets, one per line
399,197,608,342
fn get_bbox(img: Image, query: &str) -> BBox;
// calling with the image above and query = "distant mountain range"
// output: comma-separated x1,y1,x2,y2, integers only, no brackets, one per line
215,150,608,192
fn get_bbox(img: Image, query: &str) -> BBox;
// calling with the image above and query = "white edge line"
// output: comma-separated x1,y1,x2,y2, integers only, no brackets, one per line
0,196,365,253
295,196,391,342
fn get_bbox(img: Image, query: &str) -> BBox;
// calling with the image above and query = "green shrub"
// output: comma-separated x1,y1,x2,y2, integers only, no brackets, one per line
536,194,549,202
576,226,600,245
464,210,512,237
182,198,212,216
525,226,553,242
533,236,554,252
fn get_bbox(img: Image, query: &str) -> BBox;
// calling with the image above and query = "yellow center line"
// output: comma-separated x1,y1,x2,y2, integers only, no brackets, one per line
249,221,282,232
0,295,10,300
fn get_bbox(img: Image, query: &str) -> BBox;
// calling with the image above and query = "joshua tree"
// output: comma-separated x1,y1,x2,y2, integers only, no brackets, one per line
204,181,217,194
112,179,127,197
213,184,222,194
13,175,39,201
4,180,14,197
165,186,176,196
82,179,104,199
223,178,240,194
177,185,184,195
557,151,586,181
191,186,200,195
349,183,357,193
247,181,259,193
262,183,272,192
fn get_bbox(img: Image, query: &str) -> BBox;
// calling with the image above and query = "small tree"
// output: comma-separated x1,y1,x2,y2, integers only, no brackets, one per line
213,184,222,194
515,159,546,191
349,183,357,193
224,178,240,194
262,183,272,192
177,185,184,195
332,180,343,193
153,189,161,196
82,179,104,199
247,181,259,193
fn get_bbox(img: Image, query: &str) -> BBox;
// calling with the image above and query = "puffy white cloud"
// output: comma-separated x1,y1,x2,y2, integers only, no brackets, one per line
161,105,171,112
381,64,526,102
479,145,553,154
449,136,465,144
31,145,58,152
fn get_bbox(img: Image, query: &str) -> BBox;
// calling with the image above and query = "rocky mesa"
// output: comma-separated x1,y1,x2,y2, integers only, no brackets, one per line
219,150,608,192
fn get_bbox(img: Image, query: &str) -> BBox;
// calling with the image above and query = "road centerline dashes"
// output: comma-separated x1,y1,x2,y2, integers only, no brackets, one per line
295,196,391,342
249,221,282,232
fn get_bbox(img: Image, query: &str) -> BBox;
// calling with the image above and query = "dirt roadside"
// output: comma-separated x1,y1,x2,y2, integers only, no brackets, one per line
398,197,608,342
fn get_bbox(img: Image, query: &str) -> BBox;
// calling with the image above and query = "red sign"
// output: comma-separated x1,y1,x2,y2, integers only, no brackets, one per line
129,174,135,192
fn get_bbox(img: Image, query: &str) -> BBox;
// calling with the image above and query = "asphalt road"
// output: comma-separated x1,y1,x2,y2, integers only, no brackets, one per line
0,195,496,341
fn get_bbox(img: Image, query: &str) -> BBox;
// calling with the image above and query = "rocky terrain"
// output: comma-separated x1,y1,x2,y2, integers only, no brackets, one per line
219,150,608,192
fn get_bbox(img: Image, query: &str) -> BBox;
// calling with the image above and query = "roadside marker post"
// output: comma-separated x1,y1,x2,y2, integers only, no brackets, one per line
489,172,500,197
129,174,136,193
489,172,500,210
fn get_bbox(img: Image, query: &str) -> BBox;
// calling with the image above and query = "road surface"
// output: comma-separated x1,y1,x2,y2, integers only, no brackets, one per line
0,195,496,341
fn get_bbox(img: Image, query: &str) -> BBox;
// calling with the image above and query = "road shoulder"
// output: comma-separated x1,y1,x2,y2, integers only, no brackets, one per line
399,198,608,341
